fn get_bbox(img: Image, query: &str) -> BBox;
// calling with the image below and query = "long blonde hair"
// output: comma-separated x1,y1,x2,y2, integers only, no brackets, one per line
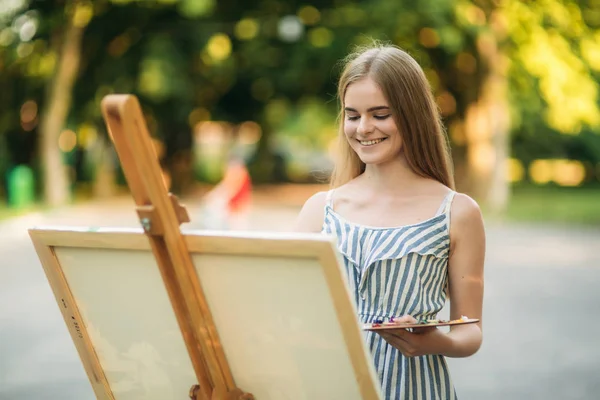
330,44,455,189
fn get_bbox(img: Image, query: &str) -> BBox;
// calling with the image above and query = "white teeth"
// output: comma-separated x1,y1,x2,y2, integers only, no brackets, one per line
359,138,385,146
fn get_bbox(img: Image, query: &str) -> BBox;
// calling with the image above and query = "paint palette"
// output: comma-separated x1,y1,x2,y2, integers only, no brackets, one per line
362,317,479,331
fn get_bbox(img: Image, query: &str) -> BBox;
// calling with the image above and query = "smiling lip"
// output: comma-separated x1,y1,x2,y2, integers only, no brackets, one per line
358,138,386,146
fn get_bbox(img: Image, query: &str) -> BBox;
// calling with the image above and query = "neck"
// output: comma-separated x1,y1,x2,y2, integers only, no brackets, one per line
360,155,421,192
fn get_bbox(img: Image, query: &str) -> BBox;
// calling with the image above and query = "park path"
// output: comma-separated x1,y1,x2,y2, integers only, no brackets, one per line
0,188,598,399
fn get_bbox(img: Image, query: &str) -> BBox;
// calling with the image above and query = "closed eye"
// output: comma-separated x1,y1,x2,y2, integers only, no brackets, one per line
374,114,391,120
346,114,391,121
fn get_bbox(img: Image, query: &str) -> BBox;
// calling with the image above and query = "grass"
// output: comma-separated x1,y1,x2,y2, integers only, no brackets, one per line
0,189,96,222
1,184,598,227
497,185,600,226
0,204,41,221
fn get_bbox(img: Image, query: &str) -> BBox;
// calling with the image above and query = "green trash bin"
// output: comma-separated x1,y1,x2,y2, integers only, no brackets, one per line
7,165,35,208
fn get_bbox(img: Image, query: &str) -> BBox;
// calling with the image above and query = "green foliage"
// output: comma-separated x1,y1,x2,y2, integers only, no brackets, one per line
1,0,600,196
503,0,600,134
502,0,600,176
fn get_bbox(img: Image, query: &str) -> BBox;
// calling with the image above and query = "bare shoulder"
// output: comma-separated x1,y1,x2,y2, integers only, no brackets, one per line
451,192,483,223
449,192,485,245
293,191,329,233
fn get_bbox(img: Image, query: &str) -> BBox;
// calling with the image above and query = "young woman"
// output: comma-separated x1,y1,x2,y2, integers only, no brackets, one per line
295,44,485,399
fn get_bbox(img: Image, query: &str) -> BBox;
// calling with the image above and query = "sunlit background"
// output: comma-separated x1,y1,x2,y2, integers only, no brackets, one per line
1,1,600,399
0,0,599,224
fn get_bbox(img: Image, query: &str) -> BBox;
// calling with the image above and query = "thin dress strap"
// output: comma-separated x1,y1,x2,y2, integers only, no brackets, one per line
325,189,335,210
435,190,456,216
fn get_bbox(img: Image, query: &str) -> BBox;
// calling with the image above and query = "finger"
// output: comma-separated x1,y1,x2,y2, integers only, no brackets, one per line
378,332,416,357
378,330,408,343
390,315,418,324
386,328,408,338
378,332,408,350
411,326,436,335
380,328,411,342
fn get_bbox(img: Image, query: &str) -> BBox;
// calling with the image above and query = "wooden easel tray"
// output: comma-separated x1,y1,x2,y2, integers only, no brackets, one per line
363,318,479,331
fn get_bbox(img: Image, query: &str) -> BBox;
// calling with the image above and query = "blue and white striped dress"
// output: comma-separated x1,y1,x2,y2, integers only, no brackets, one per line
322,190,457,400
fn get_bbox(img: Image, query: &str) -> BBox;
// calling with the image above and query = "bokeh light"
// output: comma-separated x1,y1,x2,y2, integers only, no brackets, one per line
58,130,77,152
206,33,232,62
308,27,333,48
278,15,304,42
237,121,262,145
234,18,259,40
506,158,525,183
298,6,321,25
419,28,440,48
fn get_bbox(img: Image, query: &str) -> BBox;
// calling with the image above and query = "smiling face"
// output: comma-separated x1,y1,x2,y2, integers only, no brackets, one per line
343,77,403,166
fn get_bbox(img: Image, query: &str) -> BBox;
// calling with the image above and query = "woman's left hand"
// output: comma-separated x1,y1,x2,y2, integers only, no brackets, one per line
375,315,453,357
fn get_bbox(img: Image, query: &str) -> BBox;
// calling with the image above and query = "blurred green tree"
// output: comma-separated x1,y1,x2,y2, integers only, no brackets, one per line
1,0,599,210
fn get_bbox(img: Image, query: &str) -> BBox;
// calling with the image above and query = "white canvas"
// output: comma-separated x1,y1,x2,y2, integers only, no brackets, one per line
31,228,381,400
55,247,197,400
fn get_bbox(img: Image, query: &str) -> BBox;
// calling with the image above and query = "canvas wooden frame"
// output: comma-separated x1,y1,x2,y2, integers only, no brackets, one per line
29,226,382,400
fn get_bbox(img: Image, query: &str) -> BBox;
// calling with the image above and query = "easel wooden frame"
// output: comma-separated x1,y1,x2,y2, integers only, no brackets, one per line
28,94,382,400
97,95,250,400
28,227,382,400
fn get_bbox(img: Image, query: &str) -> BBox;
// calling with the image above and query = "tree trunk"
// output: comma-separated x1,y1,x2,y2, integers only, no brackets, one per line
93,138,117,199
463,31,510,213
39,6,85,206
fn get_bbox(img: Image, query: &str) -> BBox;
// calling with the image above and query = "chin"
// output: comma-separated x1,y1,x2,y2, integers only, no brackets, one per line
353,148,400,166
357,153,389,165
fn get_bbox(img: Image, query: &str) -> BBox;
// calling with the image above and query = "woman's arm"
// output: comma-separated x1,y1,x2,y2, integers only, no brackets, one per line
376,193,485,358
293,191,328,233
443,193,485,357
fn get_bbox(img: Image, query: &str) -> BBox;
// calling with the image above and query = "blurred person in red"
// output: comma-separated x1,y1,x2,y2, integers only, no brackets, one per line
200,156,252,230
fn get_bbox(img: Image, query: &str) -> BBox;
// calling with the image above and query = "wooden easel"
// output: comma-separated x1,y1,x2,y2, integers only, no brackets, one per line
100,95,253,400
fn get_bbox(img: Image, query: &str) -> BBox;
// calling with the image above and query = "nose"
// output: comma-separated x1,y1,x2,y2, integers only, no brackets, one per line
356,117,373,136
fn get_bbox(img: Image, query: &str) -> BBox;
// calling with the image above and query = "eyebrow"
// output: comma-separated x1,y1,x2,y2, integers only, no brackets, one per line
344,106,390,113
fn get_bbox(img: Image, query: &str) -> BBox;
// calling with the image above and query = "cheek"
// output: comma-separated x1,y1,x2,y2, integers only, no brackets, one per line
380,119,399,135
343,121,356,138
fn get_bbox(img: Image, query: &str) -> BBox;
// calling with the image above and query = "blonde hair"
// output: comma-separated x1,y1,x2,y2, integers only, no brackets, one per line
330,43,455,189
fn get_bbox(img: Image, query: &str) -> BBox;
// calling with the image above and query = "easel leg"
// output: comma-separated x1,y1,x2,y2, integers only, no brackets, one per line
189,385,255,400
